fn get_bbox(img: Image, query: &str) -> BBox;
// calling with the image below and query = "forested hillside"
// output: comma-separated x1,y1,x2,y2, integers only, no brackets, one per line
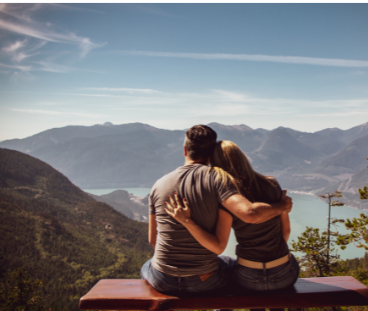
0,148,152,310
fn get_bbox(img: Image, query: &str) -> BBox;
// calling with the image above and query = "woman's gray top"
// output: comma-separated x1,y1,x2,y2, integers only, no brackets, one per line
232,177,290,263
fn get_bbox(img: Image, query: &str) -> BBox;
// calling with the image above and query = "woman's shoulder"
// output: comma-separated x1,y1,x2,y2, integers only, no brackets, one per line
256,176,283,200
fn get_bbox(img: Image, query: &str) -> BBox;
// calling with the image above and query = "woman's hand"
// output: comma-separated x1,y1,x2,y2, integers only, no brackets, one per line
165,193,192,226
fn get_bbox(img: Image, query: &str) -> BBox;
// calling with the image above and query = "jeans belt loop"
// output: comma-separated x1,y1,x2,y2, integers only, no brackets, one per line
237,253,290,269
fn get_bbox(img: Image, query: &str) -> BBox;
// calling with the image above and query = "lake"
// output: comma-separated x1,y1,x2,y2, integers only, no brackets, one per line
84,188,367,260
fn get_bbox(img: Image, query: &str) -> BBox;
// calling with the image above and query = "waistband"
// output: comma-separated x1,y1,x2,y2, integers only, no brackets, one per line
237,253,290,269
162,269,215,281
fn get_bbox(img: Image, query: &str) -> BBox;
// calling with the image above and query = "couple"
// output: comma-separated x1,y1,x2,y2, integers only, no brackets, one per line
141,125,299,295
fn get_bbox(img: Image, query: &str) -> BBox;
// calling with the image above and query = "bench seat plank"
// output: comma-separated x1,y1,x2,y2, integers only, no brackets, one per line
79,276,368,310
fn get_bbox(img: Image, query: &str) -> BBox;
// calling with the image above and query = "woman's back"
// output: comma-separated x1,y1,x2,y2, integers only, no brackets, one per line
232,177,289,262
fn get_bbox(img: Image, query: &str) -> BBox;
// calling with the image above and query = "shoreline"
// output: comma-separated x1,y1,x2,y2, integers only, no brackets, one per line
289,190,315,196
289,190,368,212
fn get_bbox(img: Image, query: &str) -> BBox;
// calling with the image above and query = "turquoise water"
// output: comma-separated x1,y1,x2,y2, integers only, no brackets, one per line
84,188,367,260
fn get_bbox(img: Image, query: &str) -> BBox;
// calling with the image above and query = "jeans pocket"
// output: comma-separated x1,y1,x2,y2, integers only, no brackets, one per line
235,266,264,291
269,261,299,289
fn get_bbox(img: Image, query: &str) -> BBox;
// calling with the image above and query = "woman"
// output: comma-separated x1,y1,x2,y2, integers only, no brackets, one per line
165,140,299,292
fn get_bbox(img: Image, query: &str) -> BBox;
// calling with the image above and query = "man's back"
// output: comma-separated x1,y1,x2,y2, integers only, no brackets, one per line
149,164,237,276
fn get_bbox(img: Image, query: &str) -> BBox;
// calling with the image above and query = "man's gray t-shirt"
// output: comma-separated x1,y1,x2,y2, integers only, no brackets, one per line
149,164,238,276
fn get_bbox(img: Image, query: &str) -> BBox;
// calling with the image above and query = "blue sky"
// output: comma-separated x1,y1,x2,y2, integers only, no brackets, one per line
1,3,368,140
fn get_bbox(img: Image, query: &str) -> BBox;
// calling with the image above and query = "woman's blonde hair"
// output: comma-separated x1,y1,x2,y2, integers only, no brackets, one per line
211,140,269,202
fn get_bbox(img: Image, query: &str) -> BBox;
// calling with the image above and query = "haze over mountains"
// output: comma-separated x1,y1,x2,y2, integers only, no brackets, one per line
1,121,368,209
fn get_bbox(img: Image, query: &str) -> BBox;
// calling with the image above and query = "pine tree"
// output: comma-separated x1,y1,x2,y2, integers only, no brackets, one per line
291,227,342,277
318,191,345,269
337,158,368,250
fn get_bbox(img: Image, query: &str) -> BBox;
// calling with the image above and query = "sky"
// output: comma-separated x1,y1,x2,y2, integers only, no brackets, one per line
1,3,368,141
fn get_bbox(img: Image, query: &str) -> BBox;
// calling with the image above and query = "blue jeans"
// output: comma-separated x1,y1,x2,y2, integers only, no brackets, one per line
235,254,300,291
141,256,236,295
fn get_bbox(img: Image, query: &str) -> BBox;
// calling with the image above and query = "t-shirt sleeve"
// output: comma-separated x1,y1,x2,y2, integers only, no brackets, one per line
266,177,283,201
211,169,239,203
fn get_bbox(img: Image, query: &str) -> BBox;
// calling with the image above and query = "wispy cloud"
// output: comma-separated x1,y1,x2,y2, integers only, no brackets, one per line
297,110,368,118
0,3,104,80
0,14,103,57
194,103,250,117
0,62,31,71
2,39,40,62
95,88,368,119
0,60,100,75
80,87,162,94
6,88,368,120
2,39,27,53
9,108,106,118
36,61,73,73
4,87,368,135
121,50,368,68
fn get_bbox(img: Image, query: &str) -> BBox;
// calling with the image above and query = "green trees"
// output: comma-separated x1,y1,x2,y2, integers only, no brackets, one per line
293,158,368,282
337,158,368,251
291,227,341,277
290,191,345,277
0,267,46,311
0,148,152,311
358,158,368,200
360,187,368,200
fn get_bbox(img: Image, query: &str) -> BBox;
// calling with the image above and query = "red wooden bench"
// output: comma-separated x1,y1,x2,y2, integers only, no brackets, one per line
79,276,368,310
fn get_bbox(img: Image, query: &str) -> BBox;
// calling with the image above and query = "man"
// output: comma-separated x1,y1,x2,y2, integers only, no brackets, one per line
141,125,292,295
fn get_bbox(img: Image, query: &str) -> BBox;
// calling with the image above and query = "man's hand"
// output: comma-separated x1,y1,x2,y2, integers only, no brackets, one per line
281,190,293,214
222,189,293,224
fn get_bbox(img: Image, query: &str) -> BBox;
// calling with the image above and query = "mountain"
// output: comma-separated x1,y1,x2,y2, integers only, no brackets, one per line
88,190,149,222
0,122,161,154
316,122,368,144
316,166,368,210
250,127,320,172
283,128,346,156
1,123,185,188
315,134,368,176
1,121,368,209
0,148,152,311
208,122,265,153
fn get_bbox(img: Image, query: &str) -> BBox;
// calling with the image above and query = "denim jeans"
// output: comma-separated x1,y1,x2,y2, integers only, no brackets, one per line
235,254,300,291
141,256,237,295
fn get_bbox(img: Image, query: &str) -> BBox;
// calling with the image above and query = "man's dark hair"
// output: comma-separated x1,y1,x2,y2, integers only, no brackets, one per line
185,125,217,160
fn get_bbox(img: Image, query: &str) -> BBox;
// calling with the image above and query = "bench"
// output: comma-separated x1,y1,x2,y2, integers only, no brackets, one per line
79,276,368,310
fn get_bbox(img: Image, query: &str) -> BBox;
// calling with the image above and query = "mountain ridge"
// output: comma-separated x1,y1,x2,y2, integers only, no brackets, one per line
1,121,367,209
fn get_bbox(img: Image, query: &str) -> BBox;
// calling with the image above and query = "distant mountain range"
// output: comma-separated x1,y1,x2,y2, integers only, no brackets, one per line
1,121,368,209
